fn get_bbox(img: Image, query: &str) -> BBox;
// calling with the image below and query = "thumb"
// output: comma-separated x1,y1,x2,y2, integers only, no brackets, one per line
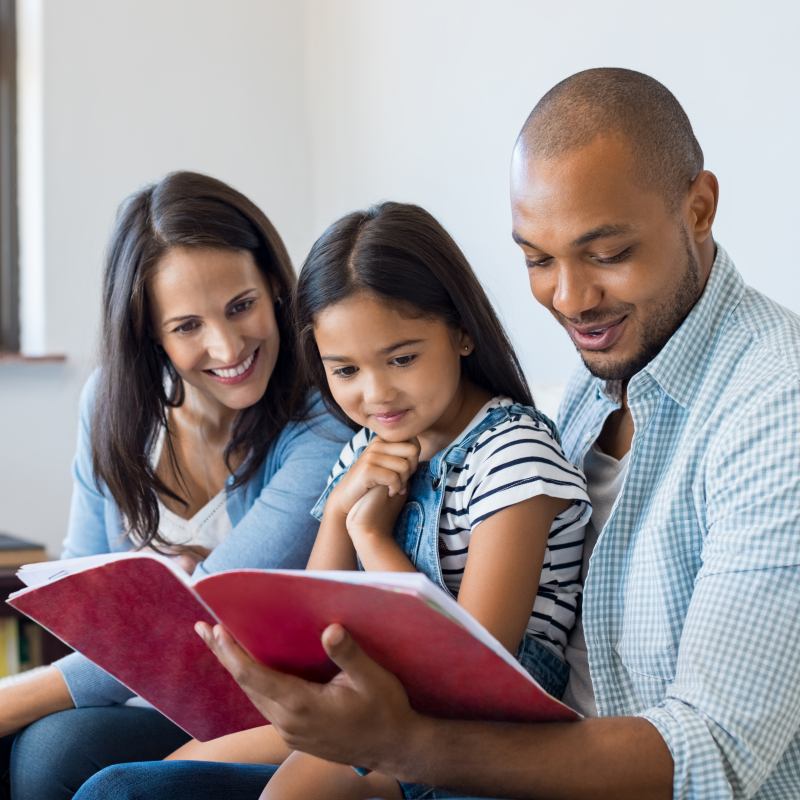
321,624,386,690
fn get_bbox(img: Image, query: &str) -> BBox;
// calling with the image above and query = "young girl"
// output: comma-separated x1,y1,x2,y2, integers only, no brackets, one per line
261,201,592,800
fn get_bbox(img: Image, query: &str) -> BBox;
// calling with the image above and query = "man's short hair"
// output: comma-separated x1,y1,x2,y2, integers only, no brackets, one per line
518,68,704,210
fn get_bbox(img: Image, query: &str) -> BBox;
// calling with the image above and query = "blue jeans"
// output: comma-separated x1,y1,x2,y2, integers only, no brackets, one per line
0,706,189,800
73,760,495,799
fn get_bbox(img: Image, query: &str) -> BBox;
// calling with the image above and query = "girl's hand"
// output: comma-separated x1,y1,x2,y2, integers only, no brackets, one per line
329,438,420,517
346,485,408,545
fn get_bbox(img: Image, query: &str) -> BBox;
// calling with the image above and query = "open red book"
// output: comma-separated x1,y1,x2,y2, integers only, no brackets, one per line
7,553,578,741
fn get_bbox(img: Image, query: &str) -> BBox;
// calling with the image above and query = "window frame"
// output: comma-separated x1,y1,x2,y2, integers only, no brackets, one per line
0,0,20,353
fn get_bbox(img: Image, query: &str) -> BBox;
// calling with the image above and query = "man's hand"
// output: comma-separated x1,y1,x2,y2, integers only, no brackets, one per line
195,621,419,772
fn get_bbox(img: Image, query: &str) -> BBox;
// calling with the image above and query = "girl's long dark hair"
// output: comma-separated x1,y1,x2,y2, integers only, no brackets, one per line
93,171,305,548
294,201,533,427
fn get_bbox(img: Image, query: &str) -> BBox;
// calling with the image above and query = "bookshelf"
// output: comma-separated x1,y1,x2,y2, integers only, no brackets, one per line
0,569,72,674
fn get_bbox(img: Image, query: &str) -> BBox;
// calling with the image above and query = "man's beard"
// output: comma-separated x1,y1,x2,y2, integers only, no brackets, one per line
579,237,702,382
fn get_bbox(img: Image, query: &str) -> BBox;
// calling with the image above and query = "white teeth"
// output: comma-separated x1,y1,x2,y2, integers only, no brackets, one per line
210,351,254,378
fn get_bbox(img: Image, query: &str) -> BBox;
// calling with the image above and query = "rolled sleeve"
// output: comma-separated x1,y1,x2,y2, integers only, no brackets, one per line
53,652,135,707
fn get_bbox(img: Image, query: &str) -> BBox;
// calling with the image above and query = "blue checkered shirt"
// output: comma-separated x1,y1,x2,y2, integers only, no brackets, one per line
557,246,800,799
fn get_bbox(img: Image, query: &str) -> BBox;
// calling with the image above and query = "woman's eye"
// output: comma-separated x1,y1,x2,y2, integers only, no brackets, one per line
332,365,358,378
390,354,417,367
595,247,632,265
229,298,255,315
173,319,200,334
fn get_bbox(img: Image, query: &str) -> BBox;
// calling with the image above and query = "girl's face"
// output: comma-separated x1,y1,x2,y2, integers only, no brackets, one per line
313,291,474,447
148,246,280,417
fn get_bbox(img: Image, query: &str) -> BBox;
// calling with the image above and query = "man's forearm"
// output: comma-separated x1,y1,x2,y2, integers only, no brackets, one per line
385,714,673,800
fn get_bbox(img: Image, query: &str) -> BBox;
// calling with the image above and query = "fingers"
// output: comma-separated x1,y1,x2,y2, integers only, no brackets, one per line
194,622,304,713
320,624,390,693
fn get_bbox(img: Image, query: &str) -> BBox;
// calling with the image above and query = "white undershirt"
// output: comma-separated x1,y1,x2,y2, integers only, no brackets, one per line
562,442,630,716
148,422,232,550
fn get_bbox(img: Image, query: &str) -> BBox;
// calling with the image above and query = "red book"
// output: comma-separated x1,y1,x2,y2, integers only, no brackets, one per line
8,553,578,741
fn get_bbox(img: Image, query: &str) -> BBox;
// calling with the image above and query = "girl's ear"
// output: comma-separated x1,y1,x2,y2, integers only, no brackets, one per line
458,330,475,356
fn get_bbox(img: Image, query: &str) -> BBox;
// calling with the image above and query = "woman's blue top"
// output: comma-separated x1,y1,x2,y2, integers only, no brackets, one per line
55,372,351,707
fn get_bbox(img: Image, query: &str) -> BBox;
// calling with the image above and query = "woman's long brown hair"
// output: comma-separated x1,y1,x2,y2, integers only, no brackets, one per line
92,171,305,549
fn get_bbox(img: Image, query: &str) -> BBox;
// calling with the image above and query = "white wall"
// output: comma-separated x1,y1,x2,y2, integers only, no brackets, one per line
3,0,799,554
303,0,800,387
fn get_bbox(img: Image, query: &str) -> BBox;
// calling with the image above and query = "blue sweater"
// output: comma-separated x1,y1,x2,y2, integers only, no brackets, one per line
55,373,351,707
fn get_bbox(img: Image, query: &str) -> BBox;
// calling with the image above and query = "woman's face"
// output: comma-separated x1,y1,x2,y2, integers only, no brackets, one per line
148,246,280,416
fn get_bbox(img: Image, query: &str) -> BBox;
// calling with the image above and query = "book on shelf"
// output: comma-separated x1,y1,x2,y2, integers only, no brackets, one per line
7,552,579,741
0,532,47,568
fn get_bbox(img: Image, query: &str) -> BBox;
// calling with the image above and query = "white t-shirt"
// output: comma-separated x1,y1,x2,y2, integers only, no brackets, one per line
562,442,630,716
326,396,592,655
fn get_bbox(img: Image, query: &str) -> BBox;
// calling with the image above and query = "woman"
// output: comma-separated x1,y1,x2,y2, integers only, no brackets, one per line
0,171,350,800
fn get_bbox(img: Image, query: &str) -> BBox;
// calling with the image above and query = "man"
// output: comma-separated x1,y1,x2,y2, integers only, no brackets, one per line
77,69,800,800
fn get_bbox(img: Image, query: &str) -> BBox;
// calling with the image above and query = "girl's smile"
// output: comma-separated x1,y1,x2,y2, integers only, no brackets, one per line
313,290,488,458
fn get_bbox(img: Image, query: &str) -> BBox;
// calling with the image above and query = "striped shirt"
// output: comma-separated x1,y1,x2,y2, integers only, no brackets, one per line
558,245,800,799
325,397,591,654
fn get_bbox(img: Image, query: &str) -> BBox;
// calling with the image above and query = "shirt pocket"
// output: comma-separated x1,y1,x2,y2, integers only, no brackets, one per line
612,542,692,684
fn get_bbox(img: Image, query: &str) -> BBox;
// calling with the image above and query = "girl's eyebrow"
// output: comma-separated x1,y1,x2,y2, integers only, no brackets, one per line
320,339,425,362
161,288,260,327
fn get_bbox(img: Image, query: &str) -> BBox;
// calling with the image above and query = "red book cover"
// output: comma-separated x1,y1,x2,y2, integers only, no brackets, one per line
8,554,578,741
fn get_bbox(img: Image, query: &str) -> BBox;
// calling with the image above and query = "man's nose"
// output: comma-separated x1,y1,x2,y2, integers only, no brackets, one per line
551,263,602,320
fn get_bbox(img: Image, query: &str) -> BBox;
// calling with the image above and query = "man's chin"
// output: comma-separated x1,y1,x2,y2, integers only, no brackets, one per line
579,350,649,382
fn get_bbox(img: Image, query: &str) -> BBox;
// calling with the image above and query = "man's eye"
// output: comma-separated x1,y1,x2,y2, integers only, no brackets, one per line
595,247,632,265
332,365,358,378
230,298,255,315
390,354,417,367
525,256,553,269
173,320,200,334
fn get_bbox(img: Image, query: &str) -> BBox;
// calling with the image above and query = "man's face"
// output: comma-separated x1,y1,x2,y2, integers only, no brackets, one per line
510,135,703,382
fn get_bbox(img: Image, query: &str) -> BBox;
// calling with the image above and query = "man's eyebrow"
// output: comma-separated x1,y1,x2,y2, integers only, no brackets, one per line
571,224,634,247
512,225,634,251
320,339,425,362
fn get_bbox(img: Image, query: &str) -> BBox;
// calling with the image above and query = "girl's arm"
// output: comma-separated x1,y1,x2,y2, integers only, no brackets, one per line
306,506,358,570
309,437,420,572
457,494,569,653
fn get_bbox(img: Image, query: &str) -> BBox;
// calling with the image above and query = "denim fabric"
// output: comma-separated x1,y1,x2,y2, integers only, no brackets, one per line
73,760,278,800
0,707,189,800
312,401,569,699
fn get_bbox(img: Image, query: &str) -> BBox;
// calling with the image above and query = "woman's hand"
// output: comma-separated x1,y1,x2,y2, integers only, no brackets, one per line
328,438,420,517
172,545,212,575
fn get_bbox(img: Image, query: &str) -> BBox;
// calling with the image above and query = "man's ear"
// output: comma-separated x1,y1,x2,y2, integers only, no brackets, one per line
687,170,719,245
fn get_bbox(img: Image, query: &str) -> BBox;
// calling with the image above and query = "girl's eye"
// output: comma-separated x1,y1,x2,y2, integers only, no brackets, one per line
173,319,200,334
229,298,255,316
331,365,358,379
390,354,417,367
525,256,553,269
594,247,632,265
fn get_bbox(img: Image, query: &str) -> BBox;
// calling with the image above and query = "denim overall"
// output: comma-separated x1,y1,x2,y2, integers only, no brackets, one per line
311,401,570,700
